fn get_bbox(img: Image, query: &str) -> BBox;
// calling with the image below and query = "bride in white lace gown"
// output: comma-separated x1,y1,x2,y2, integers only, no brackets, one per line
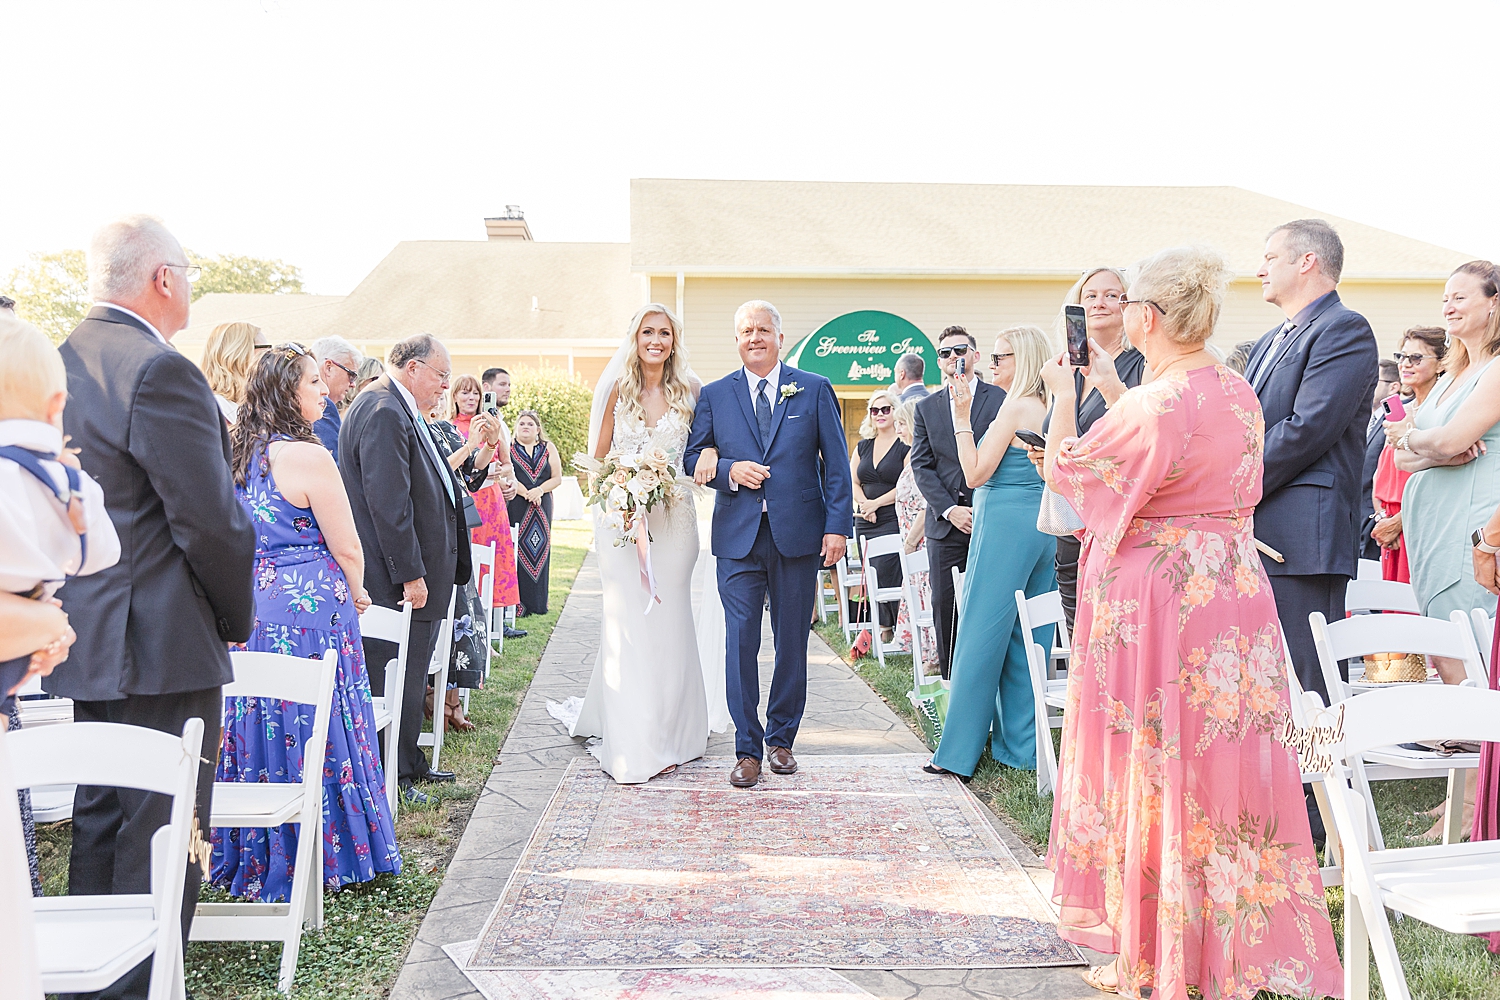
569,304,721,782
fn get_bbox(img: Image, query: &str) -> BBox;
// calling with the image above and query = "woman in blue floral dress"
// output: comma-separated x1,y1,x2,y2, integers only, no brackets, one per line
212,343,400,900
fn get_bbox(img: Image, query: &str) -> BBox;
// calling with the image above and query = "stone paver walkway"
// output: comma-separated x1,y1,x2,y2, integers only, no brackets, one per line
391,545,1103,1000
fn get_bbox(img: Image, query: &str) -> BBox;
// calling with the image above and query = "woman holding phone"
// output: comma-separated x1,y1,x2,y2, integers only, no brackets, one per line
925,325,1055,779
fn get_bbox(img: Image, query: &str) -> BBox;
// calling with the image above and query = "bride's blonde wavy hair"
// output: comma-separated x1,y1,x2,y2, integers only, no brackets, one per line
617,303,696,426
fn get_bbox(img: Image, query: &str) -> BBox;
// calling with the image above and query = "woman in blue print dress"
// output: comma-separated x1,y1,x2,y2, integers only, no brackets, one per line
212,343,400,900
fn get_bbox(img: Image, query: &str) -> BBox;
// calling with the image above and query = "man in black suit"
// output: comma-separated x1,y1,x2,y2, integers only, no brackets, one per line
340,333,471,802
1245,219,1379,701
1360,360,1401,562
894,352,930,404
53,215,256,1000
909,326,1005,678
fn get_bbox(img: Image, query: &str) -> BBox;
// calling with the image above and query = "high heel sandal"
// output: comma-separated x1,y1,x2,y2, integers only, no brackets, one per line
444,690,476,733
921,762,971,784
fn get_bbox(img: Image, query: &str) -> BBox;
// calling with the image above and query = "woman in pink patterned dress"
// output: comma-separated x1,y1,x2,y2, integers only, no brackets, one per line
892,401,938,671
1042,247,1340,1000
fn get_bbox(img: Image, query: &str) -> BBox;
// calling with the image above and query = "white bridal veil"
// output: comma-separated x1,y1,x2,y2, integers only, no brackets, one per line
585,311,732,734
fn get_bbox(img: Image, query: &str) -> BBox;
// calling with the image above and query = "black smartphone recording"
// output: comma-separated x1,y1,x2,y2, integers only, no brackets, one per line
1064,304,1089,367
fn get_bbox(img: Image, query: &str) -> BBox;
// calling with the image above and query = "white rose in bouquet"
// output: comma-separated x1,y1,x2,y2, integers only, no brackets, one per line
635,468,661,491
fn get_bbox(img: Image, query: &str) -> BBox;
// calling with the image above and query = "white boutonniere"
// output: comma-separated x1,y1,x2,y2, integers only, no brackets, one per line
780,382,803,400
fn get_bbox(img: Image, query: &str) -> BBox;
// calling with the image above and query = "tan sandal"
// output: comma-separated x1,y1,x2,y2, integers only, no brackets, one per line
1082,965,1119,994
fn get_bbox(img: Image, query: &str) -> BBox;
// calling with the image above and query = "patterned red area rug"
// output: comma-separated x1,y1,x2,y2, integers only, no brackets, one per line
444,942,876,999
465,754,1082,970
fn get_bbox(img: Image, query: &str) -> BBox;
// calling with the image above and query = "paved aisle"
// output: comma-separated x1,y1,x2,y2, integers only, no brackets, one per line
391,549,1100,1000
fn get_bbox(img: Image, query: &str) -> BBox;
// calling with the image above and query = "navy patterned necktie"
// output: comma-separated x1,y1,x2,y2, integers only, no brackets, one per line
755,378,773,450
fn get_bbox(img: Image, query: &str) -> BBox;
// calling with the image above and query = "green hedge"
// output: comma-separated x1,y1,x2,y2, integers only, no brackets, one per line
507,365,593,470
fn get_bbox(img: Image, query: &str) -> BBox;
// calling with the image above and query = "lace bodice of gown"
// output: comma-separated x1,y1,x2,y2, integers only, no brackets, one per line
610,399,691,474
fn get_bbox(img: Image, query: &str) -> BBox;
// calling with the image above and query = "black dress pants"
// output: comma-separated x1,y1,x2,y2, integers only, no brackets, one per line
1268,572,1349,703
1054,533,1083,637
68,686,222,1000
365,617,442,782
926,527,973,680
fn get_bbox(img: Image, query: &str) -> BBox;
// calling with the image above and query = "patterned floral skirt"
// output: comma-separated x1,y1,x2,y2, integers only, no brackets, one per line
472,484,520,608
211,555,401,900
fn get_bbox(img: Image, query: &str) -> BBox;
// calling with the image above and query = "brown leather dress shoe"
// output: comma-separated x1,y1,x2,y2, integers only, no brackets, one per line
767,745,797,774
729,757,761,788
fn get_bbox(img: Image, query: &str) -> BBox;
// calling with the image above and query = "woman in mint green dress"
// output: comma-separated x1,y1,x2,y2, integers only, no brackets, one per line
928,325,1056,777
1393,262,1500,648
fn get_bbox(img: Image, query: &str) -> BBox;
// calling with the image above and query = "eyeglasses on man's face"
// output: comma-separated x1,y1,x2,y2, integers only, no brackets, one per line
868,404,893,416
160,263,202,283
1393,352,1433,366
415,357,451,381
327,358,359,380
1119,295,1167,316
936,344,971,359
990,352,1015,365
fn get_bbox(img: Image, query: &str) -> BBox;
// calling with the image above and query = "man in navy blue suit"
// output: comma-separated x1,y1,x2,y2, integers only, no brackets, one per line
686,300,853,788
1245,219,1379,702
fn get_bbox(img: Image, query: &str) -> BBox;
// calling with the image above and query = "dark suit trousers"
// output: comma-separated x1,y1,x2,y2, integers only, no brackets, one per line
1054,534,1083,636
718,514,818,760
365,618,441,782
1269,573,1348,702
68,687,221,1000
927,527,972,680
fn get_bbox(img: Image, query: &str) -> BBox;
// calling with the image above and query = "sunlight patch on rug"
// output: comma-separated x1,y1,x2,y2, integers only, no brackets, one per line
465,754,1082,970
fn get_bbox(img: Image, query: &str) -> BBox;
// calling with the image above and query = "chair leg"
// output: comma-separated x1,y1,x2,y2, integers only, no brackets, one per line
1310,778,1342,881
1345,889,1370,1000
1442,767,1465,846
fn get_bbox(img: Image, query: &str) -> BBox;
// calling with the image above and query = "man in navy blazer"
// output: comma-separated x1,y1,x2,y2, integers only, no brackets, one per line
685,300,853,788
1245,220,1379,701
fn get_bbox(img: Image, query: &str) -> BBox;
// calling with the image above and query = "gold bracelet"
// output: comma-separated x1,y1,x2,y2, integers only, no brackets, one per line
955,428,974,436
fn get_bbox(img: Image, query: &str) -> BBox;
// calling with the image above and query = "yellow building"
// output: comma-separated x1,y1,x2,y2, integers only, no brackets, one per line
179,180,1472,423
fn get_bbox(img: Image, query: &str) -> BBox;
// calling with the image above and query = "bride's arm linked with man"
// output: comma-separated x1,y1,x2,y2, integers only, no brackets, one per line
684,300,854,788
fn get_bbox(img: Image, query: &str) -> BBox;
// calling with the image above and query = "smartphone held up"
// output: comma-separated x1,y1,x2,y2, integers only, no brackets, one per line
1064,304,1089,368
1381,394,1407,421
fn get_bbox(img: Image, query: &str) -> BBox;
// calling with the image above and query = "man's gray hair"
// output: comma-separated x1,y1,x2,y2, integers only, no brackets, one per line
734,300,782,334
1270,218,1345,284
387,333,443,370
896,352,924,381
87,214,184,302
311,335,362,367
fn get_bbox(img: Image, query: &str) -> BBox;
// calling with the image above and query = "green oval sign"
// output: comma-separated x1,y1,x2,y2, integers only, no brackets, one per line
784,310,939,387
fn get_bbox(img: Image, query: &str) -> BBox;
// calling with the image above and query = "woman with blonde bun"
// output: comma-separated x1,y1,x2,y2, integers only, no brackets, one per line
1043,248,1341,998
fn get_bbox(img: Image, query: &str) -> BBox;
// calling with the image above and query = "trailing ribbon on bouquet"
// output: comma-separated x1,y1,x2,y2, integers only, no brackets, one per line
634,518,660,614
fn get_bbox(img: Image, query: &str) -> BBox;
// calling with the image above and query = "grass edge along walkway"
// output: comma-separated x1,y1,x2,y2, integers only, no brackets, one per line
34,520,592,999
813,618,1500,1000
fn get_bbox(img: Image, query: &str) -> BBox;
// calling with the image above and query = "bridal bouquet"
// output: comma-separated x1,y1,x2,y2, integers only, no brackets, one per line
572,444,682,546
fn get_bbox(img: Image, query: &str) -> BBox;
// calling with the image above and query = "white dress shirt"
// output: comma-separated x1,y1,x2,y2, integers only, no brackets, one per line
94,302,167,344
732,363,784,510
0,419,121,597
942,376,980,522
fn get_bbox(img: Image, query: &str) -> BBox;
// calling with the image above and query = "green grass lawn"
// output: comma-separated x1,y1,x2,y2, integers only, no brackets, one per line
815,619,1500,1000
36,520,592,999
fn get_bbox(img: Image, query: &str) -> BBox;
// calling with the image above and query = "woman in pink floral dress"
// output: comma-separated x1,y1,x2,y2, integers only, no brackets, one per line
1042,247,1340,1000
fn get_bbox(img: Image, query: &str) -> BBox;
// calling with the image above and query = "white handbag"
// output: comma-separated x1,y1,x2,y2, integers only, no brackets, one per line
1036,485,1084,536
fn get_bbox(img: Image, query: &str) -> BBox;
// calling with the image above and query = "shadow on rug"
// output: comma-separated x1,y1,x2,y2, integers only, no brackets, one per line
465,754,1083,970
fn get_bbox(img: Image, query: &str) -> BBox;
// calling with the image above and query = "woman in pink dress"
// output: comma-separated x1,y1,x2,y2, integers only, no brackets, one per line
449,375,520,612
1043,247,1340,999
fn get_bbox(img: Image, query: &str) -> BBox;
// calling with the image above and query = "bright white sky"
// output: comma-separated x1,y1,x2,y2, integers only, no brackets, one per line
4,1,1495,294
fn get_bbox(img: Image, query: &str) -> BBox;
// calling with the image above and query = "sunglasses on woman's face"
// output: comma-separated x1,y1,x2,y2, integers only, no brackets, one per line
868,405,893,416
936,344,971,359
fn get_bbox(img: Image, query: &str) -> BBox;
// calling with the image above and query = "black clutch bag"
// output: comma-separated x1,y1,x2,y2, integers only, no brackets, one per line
461,490,484,529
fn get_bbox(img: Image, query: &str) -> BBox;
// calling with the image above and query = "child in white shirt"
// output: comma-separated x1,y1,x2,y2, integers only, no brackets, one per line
0,315,119,711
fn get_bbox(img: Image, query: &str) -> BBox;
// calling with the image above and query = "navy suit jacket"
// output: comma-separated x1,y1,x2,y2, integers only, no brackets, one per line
1245,291,1379,578
685,365,853,561
313,395,341,464
52,306,255,700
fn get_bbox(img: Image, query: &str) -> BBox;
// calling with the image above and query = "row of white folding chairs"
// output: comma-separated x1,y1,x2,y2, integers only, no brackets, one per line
13,673,78,823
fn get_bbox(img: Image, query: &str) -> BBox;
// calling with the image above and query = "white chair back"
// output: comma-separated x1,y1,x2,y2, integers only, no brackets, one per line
418,587,459,771
11,719,204,1000
1357,557,1383,581
360,601,412,817
897,545,934,696
1472,609,1495,670
860,534,906,667
471,540,498,669
1310,610,1486,704
1345,578,1420,615
1016,590,1067,797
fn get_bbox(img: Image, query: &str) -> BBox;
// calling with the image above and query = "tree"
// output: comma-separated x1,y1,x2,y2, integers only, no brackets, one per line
189,252,304,300
1,248,306,343
2,250,90,344
506,365,594,475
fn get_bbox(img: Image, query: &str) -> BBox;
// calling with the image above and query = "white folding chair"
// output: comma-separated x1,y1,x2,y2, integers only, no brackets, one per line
815,567,841,624
1311,609,1487,846
418,587,458,773
502,525,521,635
195,649,338,993
951,566,964,607
360,601,413,819
1016,590,1068,796
897,546,936,684
13,719,203,1000
1319,685,1500,1000
831,549,865,644
1472,609,1494,671
1345,578,1420,615
13,674,77,822
472,540,498,676
1357,557,1384,581
860,534,906,667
